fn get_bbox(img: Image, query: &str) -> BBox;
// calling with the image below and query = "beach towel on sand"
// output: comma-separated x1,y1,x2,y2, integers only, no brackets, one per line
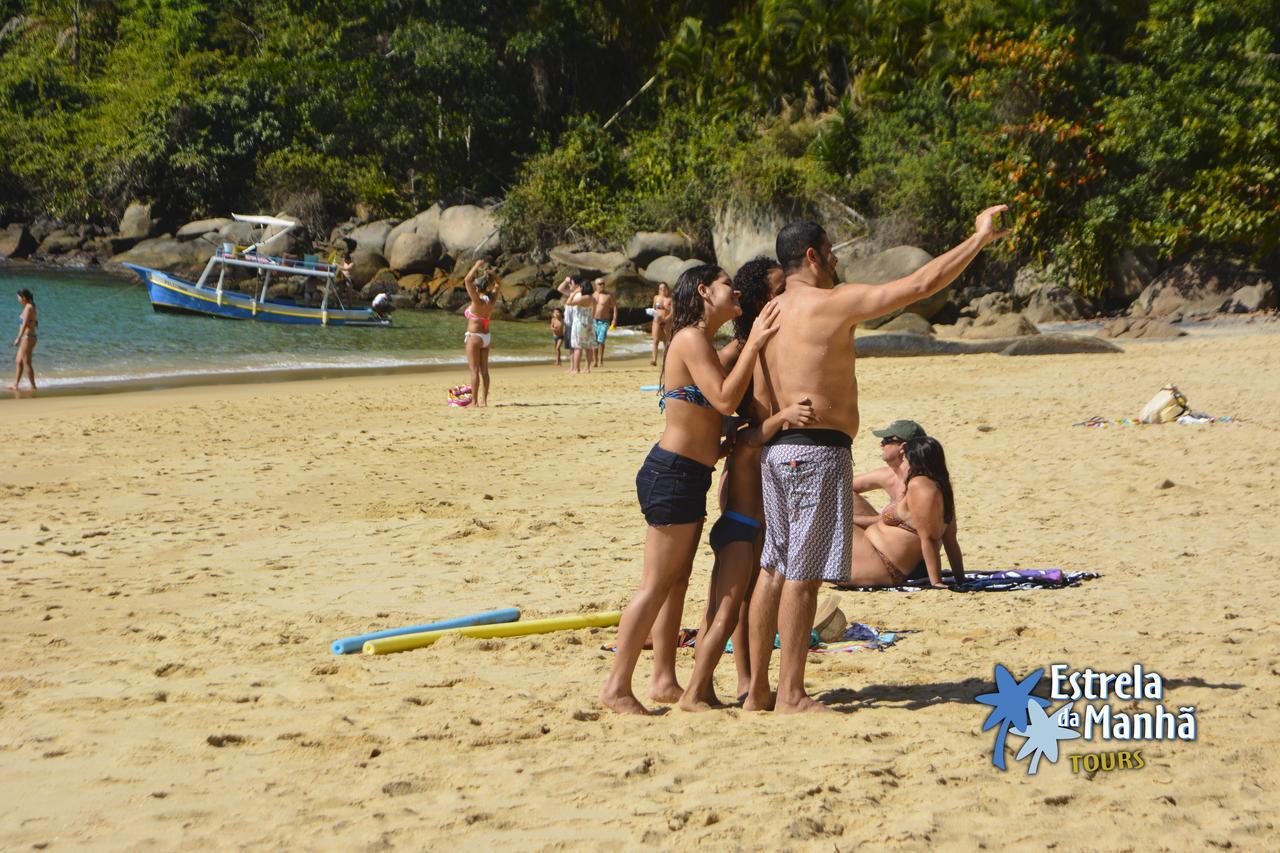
835,568,1100,593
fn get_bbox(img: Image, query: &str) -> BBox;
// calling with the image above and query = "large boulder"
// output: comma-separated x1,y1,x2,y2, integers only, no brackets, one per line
260,213,305,256
1129,254,1271,318
439,205,500,257
602,270,661,325
712,202,787,277
838,246,946,327
876,312,934,335
36,231,85,256
1022,284,1090,323
1,224,37,259
1222,282,1276,314
949,312,1040,340
643,255,706,285
1096,317,1186,340
110,236,215,277
345,250,388,290
388,232,441,275
511,285,558,319
1107,250,1153,307
385,205,442,260
625,231,695,267
218,220,256,246
347,220,396,256
118,202,155,240
176,217,233,241
999,334,1121,356
857,331,1117,358
434,286,470,312
548,246,628,278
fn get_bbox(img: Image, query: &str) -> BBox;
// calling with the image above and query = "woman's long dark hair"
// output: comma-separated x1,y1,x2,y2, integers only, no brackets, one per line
905,436,955,524
659,264,725,394
732,257,780,342
17,288,34,306
670,264,724,336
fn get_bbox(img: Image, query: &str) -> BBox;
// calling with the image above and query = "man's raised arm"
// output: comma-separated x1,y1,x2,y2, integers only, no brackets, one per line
836,205,1008,325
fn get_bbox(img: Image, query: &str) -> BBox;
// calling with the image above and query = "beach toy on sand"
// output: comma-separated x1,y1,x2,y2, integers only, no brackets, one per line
640,384,660,392
448,384,474,407
363,610,622,655
330,607,520,655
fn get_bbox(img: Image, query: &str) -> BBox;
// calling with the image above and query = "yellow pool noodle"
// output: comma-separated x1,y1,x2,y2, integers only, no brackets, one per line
362,610,622,655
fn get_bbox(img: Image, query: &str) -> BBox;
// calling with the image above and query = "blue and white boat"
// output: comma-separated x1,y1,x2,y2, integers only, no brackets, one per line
124,214,390,327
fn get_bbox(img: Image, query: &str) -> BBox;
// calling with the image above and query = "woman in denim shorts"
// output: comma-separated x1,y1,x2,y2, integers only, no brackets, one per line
600,264,780,715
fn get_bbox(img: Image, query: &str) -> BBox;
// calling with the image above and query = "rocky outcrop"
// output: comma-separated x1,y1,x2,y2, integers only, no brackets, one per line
118,202,155,240
345,250,388,290
176,218,233,240
439,205,500,258
548,246,628,278
1022,284,1090,323
347,220,396,256
1107,250,1154,308
1096,317,1186,340
838,246,947,327
940,312,1040,340
643,255,706,285
999,334,1121,356
858,331,1118,358
1129,254,1272,318
385,205,442,261
110,236,215,277
876,312,934,335
1222,282,1276,314
712,201,787,277
388,232,441,275
625,231,694,267
0,224,37,259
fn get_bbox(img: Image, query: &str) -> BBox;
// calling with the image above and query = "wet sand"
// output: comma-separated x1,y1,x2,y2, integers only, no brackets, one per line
1,335,1276,849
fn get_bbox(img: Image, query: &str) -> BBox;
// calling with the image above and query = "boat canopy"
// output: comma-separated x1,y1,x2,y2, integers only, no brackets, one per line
232,213,298,228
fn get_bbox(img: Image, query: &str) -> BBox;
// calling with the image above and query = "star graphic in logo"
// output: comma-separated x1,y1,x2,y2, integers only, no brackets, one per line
975,664,1051,770
1012,700,1081,775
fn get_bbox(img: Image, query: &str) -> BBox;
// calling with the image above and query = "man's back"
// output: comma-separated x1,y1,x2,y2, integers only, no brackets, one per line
756,283,861,439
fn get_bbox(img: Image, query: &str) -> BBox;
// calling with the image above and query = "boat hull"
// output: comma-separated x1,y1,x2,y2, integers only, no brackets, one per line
124,264,389,327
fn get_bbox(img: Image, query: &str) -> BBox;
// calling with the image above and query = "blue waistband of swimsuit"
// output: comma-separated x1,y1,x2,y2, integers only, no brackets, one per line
723,510,762,528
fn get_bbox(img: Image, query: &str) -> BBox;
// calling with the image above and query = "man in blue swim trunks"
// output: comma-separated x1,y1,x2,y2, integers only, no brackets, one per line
592,278,618,367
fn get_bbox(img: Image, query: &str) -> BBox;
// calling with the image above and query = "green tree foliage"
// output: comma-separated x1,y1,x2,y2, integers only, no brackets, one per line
1,0,1275,297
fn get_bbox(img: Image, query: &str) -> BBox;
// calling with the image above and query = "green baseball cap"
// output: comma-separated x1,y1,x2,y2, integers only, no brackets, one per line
872,419,927,441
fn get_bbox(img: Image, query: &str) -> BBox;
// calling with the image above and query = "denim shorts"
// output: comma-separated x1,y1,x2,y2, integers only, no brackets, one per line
636,445,714,526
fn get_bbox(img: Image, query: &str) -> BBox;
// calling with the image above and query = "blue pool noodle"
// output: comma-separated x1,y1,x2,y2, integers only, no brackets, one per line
330,607,521,655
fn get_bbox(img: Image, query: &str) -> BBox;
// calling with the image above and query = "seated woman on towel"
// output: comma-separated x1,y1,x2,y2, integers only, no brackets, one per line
849,435,966,588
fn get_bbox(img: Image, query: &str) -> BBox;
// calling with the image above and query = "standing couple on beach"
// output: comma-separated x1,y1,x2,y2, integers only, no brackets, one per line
601,204,1009,715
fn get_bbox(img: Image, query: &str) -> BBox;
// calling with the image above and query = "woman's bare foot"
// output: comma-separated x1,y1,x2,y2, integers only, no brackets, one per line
742,689,775,712
677,685,723,712
599,688,650,716
775,694,833,714
648,680,684,704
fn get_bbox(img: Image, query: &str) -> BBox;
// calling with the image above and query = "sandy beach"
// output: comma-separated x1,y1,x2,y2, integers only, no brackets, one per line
2,331,1277,850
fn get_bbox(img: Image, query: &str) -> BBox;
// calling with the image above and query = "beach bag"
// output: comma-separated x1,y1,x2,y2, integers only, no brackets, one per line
1139,384,1189,424
447,385,474,407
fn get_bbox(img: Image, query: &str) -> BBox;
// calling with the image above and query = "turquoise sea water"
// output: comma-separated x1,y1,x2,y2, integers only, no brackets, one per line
0,265,648,391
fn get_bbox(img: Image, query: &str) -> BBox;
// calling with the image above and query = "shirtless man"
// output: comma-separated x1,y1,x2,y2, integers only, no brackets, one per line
744,205,1008,713
854,419,928,528
592,278,619,367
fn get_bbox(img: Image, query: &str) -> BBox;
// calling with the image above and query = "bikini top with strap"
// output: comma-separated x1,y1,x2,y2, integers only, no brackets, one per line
464,307,490,332
658,383,714,413
880,499,919,535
